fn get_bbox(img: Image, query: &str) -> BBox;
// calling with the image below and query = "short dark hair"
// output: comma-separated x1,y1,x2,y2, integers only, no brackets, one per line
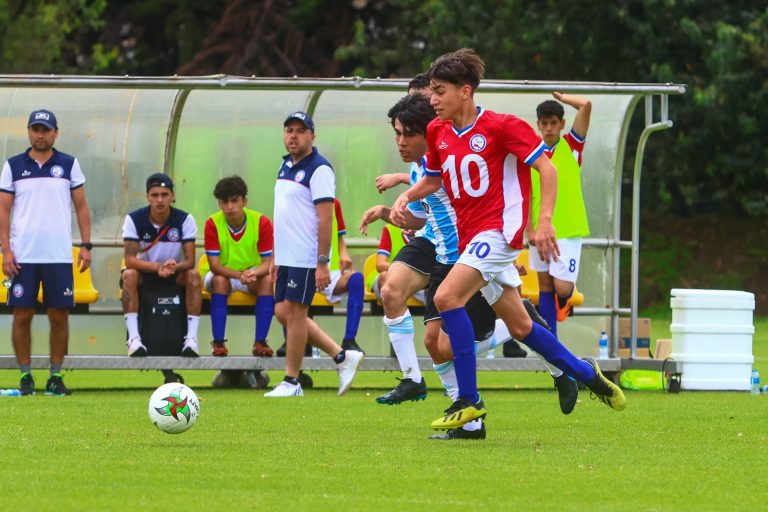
536,100,565,120
387,94,436,136
427,48,485,93
407,73,430,93
213,175,248,200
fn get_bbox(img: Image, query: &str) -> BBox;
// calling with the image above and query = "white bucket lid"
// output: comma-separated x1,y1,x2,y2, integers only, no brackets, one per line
670,288,755,310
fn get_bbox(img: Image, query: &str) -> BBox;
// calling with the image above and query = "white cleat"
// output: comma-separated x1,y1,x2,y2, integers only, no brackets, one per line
264,381,304,397
337,350,364,396
181,337,200,357
126,337,148,357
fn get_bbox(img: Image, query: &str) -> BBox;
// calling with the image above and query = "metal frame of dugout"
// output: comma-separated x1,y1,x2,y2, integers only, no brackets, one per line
0,75,685,377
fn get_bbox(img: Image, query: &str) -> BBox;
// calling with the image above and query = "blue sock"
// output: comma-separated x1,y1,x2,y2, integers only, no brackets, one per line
539,291,557,336
211,293,228,341
344,272,364,341
255,295,274,341
522,322,596,382
440,307,479,403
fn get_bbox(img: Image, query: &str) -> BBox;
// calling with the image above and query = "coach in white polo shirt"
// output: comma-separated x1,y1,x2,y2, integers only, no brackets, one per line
0,109,92,396
266,111,363,397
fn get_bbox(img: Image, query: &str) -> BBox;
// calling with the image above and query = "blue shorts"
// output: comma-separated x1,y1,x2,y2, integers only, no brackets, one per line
7,263,75,308
274,266,316,306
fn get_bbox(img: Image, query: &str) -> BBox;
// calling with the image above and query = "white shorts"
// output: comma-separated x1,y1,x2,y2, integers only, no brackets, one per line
529,237,583,283
457,230,523,306
203,271,253,294
322,269,346,304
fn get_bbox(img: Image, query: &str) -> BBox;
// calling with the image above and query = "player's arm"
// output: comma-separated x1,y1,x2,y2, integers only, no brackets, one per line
390,175,442,225
553,92,591,139
175,240,196,272
71,186,92,272
375,173,410,193
207,254,241,280
359,204,426,235
376,254,390,273
338,234,353,272
124,241,161,273
530,154,560,263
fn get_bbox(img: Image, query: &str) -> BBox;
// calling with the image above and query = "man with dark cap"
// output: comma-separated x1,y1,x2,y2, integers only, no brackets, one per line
120,173,201,357
0,109,92,396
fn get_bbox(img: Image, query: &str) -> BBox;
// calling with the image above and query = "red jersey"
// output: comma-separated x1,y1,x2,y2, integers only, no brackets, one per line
334,198,346,236
204,214,273,257
543,129,585,166
425,108,545,250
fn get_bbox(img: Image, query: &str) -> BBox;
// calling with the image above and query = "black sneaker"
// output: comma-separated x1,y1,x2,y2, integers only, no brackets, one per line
376,377,428,405
429,422,487,440
162,370,185,384
502,339,528,358
341,339,364,354
20,373,35,396
522,298,550,330
553,373,578,414
45,374,72,396
275,341,312,357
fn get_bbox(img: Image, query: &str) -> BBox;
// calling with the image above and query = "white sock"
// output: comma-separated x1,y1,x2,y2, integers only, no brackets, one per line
433,361,458,401
187,315,200,339
125,313,140,340
538,352,563,377
384,311,422,383
462,419,483,431
492,317,512,343
474,333,498,356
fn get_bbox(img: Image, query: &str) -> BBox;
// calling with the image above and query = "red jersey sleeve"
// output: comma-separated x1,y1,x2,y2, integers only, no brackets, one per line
204,218,221,255
257,215,273,256
564,130,585,166
503,115,547,166
377,227,392,256
334,198,346,235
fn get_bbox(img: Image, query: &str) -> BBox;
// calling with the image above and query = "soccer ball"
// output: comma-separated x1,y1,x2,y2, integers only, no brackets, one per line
148,383,200,434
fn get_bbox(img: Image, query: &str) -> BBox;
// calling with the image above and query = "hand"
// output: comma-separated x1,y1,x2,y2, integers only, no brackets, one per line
514,262,528,276
157,259,176,278
78,247,91,273
390,193,410,227
359,205,384,235
340,254,353,272
375,174,401,193
2,249,21,278
239,269,257,285
315,263,331,291
533,219,560,264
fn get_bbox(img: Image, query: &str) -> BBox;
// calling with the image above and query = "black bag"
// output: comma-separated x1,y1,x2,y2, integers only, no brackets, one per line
138,278,187,356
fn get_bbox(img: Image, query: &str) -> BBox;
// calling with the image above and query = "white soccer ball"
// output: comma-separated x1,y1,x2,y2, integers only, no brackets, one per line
148,383,200,434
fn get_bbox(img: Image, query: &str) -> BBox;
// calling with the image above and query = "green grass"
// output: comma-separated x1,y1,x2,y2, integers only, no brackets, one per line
1,313,767,511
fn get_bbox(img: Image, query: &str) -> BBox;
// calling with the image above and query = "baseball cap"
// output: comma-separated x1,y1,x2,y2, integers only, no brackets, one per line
283,111,315,132
146,173,174,192
28,109,58,130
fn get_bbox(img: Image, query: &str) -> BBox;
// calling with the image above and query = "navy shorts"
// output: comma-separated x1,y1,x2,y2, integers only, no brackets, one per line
392,237,436,275
7,263,75,308
274,266,317,306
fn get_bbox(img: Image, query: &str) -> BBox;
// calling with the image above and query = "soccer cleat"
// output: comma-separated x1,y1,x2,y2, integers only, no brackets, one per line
211,340,228,357
553,373,579,414
431,397,487,430
252,339,274,357
162,370,185,384
341,338,364,354
556,296,573,322
126,337,148,357
19,373,35,396
582,356,626,411
275,341,312,357
429,422,487,440
44,374,72,396
336,349,364,396
522,298,550,330
376,377,428,405
264,380,304,397
502,339,528,358
181,337,199,357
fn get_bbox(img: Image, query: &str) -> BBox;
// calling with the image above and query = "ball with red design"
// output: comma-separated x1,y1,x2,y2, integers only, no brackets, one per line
148,383,200,434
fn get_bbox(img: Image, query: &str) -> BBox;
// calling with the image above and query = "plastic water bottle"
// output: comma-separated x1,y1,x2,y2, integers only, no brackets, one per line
0,388,21,396
598,331,609,359
751,369,760,395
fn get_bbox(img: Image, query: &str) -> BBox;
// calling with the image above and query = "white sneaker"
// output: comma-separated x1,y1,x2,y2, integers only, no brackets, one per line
264,381,304,397
181,337,199,357
127,337,148,357
337,349,364,396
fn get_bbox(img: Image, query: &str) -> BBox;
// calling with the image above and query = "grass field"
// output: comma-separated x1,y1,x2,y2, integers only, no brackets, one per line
1,314,767,511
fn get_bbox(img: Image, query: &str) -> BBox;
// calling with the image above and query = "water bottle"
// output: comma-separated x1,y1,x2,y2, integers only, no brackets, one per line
598,331,609,359
0,388,21,396
751,369,760,395
312,346,321,358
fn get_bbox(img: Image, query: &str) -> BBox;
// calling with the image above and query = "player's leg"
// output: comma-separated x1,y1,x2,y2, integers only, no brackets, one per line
40,263,74,395
330,270,365,353
304,317,364,396
549,238,582,322
207,271,232,355
529,243,558,335
177,269,201,356
248,275,275,357
120,268,147,356
9,263,38,395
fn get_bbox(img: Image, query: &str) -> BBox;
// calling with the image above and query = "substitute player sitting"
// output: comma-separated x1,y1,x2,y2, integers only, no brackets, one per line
202,175,275,357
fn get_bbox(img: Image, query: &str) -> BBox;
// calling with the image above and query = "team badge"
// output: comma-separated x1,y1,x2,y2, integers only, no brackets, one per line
12,284,23,298
439,140,448,150
469,134,487,152
50,165,64,178
294,170,305,183
167,228,180,242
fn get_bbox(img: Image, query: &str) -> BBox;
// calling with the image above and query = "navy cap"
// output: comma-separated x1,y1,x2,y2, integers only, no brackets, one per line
283,111,315,132
28,109,58,130
146,173,174,192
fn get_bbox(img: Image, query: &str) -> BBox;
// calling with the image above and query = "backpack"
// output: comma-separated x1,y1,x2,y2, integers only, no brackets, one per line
139,278,187,356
